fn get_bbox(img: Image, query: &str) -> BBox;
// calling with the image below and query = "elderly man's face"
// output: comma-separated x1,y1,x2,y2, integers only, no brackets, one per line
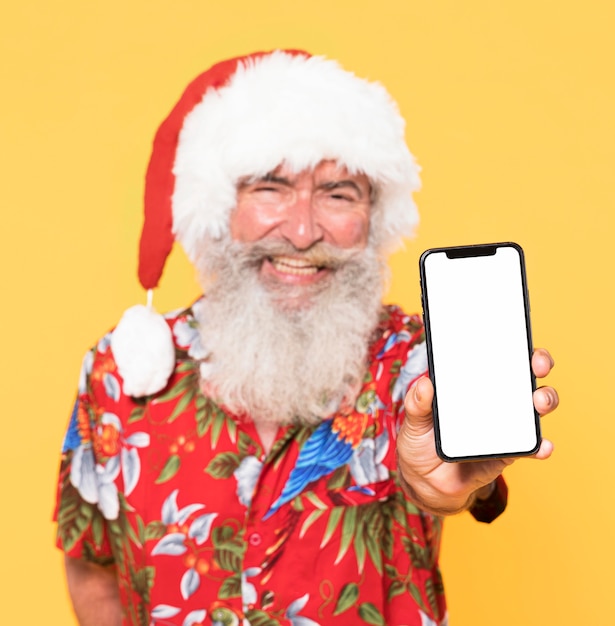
230,160,371,289
199,160,383,423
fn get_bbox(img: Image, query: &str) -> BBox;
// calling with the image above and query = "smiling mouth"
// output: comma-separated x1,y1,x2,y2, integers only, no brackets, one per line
268,255,322,276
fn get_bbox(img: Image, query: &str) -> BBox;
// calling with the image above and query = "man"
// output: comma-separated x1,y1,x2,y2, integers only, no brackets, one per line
55,50,558,626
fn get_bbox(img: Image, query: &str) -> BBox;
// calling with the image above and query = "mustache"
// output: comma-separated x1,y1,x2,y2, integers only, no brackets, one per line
234,240,366,270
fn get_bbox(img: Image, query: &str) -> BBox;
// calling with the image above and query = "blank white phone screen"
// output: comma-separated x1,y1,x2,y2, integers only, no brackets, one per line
423,246,539,459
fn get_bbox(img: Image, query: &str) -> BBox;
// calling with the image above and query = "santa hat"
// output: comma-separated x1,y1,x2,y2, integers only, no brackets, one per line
111,49,421,397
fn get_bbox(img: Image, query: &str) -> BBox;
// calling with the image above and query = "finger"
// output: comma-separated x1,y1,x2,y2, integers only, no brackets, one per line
532,437,554,460
403,376,436,438
533,385,560,415
532,348,555,378
404,376,434,418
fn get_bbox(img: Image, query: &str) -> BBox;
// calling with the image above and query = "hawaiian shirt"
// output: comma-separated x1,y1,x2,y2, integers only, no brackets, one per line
55,302,506,626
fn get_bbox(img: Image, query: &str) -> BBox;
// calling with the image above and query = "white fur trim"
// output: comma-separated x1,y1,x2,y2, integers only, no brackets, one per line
111,304,176,397
172,51,420,259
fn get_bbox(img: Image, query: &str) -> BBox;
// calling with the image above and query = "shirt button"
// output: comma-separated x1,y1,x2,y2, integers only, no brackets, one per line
248,532,262,546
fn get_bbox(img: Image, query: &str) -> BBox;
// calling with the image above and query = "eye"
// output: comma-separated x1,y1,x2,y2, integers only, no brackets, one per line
254,185,280,193
329,192,354,202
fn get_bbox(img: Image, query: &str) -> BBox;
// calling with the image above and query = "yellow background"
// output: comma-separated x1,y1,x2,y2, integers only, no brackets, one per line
1,1,613,624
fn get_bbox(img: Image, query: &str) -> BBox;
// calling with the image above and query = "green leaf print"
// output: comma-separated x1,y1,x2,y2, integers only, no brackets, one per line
218,573,242,599
155,368,198,403
384,564,397,578
388,359,403,396
243,609,280,626
125,515,141,547
238,429,256,456
196,398,228,439
76,502,93,532
408,582,428,612
354,527,367,573
337,505,358,563
327,465,350,490
213,526,245,572
82,542,114,567
387,579,406,601
204,452,241,479
322,507,344,548
168,387,196,423
303,491,327,511
425,577,439,614
355,389,376,414
210,411,226,448
155,454,181,484
299,509,326,538
333,582,359,615
57,486,95,552
389,359,403,376
260,590,275,608
175,360,198,374
136,515,145,545
137,603,149,626
358,602,385,625
215,545,243,572
145,520,167,541
364,530,382,575
128,404,146,424
91,509,104,548
107,519,127,571
130,565,155,603
404,536,432,570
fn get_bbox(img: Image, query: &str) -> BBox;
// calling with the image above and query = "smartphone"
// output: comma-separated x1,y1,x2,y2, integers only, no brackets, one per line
419,242,541,461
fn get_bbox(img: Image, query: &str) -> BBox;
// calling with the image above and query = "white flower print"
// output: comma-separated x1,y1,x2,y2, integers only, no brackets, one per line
234,455,263,507
152,490,218,600
69,412,150,520
173,303,208,359
349,429,390,486
285,594,321,626
420,609,448,626
150,603,181,621
150,604,207,626
392,341,428,402
97,333,112,354
241,567,261,611
78,350,94,395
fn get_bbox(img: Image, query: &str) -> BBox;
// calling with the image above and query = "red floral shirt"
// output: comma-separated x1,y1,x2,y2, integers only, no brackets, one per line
55,302,505,626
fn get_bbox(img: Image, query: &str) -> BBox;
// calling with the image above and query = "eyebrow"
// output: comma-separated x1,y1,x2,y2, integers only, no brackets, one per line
318,180,365,197
260,173,293,185
239,173,369,198
237,172,293,188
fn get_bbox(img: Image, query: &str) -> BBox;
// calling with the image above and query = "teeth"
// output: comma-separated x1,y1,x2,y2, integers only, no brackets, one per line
270,256,319,275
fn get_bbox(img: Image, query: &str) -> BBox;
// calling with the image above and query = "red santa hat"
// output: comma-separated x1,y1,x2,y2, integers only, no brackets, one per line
112,49,421,397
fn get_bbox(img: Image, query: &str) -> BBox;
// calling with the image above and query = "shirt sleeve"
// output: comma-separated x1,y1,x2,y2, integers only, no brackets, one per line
469,474,508,523
53,347,115,565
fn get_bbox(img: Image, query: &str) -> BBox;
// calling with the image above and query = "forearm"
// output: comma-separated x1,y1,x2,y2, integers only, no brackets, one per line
64,556,122,626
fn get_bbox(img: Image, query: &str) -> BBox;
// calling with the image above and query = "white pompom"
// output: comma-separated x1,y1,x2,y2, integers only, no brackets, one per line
110,302,176,397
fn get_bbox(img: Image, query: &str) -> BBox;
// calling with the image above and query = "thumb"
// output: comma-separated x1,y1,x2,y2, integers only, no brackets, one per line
403,376,435,436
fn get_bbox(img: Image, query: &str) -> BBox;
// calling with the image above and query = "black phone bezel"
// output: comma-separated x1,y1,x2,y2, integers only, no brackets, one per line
419,242,542,462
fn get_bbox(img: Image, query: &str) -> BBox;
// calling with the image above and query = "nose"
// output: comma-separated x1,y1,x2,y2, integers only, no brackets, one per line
278,189,324,250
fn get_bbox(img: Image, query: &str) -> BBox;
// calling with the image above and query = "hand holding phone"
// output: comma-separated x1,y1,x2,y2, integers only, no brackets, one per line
419,242,541,461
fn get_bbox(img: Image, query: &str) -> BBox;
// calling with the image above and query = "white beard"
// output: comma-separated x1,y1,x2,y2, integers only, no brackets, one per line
194,237,386,426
